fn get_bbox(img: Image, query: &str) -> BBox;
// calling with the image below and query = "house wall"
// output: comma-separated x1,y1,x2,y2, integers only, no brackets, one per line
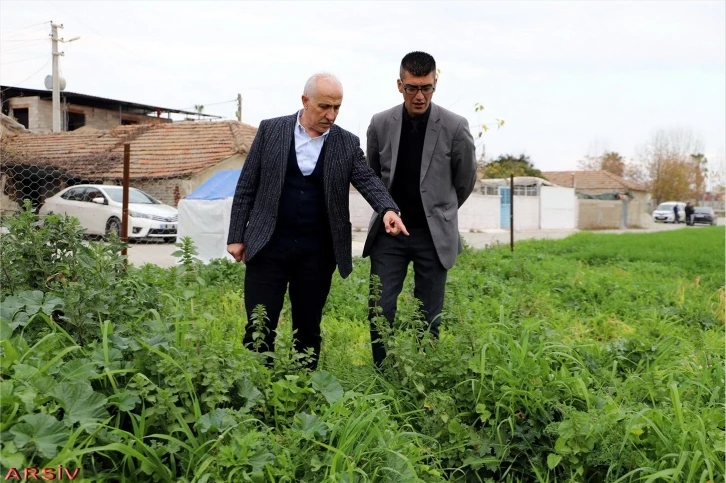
132,178,185,207
8,97,170,134
121,154,247,208
8,97,46,131
190,154,246,194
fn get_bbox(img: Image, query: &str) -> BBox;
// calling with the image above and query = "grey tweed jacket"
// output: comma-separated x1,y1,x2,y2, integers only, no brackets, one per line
227,113,399,279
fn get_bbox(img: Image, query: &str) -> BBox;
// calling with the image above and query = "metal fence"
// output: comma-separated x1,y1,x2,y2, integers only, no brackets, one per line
1,142,180,245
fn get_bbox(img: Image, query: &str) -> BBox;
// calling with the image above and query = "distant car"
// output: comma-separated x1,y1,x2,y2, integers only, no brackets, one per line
38,184,178,242
652,201,686,223
691,206,717,225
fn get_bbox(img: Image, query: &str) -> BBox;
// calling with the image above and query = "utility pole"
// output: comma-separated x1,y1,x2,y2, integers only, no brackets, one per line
49,21,79,133
51,22,62,133
236,93,242,122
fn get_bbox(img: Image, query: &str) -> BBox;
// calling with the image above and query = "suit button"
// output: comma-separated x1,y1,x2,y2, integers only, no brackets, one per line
300,190,304,194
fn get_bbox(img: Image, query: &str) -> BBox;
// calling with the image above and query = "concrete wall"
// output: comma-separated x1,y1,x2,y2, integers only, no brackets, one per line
8,97,169,134
541,186,577,230
578,199,623,229
8,97,45,131
513,197,540,230
349,191,572,231
459,195,500,230
577,197,650,229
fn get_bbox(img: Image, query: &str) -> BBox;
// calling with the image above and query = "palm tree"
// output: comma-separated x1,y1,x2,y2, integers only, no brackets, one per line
194,104,204,121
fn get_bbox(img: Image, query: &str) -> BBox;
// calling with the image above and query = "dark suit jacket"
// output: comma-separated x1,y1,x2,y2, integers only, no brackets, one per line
363,103,477,269
228,113,399,278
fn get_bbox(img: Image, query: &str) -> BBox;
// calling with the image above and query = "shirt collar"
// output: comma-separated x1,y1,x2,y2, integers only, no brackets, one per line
401,103,432,124
297,110,330,139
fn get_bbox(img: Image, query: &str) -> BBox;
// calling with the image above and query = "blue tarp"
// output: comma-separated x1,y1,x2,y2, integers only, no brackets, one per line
186,169,242,200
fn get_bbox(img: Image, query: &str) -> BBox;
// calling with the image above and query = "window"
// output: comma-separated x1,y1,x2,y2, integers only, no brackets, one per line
12,108,29,128
67,112,86,131
61,187,87,201
484,186,499,195
83,189,104,203
513,185,539,196
103,186,159,204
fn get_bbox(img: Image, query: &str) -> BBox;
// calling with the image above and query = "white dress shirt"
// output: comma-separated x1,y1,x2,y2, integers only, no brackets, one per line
295,110,329,176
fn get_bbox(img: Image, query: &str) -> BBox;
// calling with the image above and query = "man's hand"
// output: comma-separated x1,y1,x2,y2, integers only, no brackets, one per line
383,211,409,236
227,243,246,263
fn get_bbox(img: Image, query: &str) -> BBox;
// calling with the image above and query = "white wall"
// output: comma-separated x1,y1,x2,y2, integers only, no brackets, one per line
513,197,540,229
540,186,577,229
350,192,510,231
458,195,500,230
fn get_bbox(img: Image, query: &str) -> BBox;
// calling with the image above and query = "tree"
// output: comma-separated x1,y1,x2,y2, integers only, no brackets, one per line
636,128,705,204
473,103,504,163
577,151,625,177
194,104,204,120
481,154,542,179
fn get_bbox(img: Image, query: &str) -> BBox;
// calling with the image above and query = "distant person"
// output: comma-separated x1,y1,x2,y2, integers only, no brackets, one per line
227,73,407,369
684,202,694,226
673,204,680,223
363,51,477,367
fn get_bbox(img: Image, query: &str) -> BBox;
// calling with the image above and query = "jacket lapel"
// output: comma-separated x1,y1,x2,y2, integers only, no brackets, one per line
278,113,296,187
388,107,402,189
420,103,441,184
322,125,339,206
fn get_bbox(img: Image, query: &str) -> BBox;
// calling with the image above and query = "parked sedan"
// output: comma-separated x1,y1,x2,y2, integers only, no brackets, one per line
652,201,686,223
38,184,178,242
691,206,718,225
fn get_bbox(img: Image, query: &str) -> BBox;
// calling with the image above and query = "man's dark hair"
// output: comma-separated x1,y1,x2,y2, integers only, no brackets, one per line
400,51,436,79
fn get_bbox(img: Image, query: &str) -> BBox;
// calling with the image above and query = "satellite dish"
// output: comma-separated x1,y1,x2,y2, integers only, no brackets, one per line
44,75,66,91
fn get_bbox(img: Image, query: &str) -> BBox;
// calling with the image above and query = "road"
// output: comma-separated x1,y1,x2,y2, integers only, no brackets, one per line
126,218,724,268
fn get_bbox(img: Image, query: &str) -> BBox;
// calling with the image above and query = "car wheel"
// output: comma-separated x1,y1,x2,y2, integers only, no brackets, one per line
106,217,121,238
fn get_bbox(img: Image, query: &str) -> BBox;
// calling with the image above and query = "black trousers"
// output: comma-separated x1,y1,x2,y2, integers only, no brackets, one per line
243,235,336,368
368,227,448,367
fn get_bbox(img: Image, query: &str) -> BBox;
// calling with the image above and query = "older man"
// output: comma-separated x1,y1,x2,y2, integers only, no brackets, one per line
227,73,407,369
364,52,477,367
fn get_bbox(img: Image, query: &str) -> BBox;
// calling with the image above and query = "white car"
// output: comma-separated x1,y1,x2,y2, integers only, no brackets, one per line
38,184,178,242
652,201,686,223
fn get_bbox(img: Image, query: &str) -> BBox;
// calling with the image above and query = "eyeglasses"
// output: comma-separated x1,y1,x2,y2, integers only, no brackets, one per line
401,84,435,95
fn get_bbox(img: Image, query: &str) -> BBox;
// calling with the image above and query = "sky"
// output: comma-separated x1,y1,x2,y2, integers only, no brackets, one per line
1,0,724,174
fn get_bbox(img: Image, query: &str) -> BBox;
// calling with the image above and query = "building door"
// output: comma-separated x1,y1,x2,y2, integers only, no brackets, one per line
500,186,511,229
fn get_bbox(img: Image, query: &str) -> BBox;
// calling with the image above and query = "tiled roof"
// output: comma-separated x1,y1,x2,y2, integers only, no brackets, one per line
1,121,257,179
541,170,648,192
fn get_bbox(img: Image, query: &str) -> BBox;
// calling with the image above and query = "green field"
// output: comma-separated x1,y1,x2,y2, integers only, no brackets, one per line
1,208,724,482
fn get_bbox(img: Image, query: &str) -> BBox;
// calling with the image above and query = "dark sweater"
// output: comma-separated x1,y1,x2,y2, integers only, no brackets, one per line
390,105,430,228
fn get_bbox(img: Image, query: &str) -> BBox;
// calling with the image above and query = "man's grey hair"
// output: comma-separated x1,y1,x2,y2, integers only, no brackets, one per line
303,73,343,97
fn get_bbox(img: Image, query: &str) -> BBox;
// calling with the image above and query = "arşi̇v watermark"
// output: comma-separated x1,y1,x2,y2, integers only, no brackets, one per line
3,466,80,481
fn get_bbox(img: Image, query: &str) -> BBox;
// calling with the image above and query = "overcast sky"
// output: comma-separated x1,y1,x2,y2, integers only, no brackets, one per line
1,1,724,173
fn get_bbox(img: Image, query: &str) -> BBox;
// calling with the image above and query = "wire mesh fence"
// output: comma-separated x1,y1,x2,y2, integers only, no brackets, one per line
1,119,256,247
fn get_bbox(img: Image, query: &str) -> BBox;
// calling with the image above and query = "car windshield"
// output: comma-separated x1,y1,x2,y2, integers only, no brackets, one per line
694,207,712,213
656,203,675,211
103,187,159,204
